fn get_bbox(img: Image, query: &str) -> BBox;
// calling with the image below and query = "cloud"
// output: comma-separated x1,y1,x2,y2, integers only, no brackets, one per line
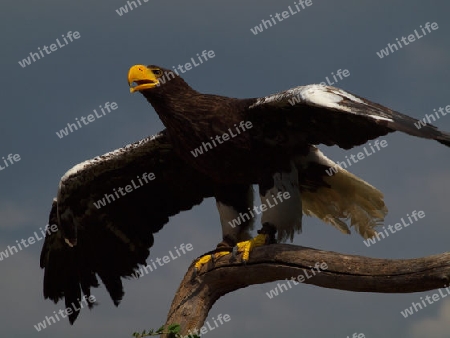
410,300,450,338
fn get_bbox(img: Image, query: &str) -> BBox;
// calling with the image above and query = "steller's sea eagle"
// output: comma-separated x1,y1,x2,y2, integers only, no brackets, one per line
40,64,450,324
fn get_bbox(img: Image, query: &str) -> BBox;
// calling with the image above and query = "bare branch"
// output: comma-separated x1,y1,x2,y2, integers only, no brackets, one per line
161,244,450,337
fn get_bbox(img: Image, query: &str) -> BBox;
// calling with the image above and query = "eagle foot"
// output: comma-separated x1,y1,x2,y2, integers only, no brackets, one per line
237,222,277,264
194,249,231,274
193,223,277,273
237,223,276,263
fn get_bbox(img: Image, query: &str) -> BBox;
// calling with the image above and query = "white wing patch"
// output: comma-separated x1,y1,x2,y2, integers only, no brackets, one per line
61,162,93,182
250,84,395,123
368,115,394,122
249,92,288,108
61,133,163,181
293,84,372,113
297,85,348,110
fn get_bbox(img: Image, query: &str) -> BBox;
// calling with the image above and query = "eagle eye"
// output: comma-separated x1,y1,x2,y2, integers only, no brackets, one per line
152,69,162,76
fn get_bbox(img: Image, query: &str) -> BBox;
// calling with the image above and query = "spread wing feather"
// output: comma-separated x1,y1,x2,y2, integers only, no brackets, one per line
248,84,450,149
248,84,450,237
40,131,214,323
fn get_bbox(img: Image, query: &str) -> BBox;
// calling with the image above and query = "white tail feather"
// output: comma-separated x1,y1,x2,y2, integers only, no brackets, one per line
298,148,387,239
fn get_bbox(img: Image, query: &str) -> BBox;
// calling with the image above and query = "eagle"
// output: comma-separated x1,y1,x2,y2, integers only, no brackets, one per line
40,64,450,324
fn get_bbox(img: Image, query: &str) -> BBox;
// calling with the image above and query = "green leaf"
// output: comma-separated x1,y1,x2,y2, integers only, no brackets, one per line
168,324,181,333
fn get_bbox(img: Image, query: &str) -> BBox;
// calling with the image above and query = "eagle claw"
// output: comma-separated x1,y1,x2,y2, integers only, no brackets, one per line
194,231,272,272
193,250,231,272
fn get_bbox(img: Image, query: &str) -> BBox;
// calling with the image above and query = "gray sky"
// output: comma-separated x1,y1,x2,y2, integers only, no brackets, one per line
1,0,450,337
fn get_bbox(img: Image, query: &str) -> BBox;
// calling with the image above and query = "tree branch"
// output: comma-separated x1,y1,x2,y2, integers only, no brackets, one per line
161,244,450,337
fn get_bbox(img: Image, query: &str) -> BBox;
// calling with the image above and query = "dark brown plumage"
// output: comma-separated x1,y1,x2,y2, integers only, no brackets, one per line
130,65,450,184
40,64,450,324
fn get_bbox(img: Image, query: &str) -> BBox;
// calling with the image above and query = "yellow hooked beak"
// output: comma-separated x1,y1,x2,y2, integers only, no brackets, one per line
127,65,159,93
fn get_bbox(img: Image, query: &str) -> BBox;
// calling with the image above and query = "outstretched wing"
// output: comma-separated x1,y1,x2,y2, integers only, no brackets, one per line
247,84,450,149
40,131,214,324
246,84,450,238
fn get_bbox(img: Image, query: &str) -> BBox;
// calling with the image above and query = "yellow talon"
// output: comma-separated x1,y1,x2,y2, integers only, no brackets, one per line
236,233,266,262
194,250,231,270
194,231,272,272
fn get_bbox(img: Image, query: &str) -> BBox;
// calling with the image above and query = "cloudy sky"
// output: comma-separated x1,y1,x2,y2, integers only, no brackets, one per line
1,0,450,337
